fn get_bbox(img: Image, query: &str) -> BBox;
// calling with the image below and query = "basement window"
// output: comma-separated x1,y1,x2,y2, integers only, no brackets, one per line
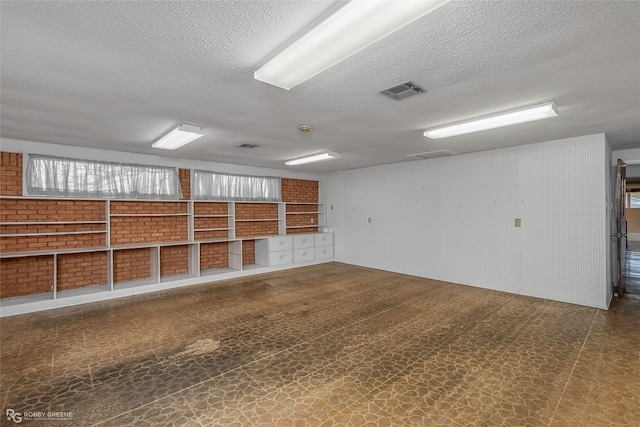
192,170,281,202
25,154,182,199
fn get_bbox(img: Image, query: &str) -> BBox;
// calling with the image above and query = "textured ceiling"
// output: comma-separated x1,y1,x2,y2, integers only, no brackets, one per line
1,1,639,172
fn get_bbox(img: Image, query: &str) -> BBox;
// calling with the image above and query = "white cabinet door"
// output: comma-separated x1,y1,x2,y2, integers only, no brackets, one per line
293,234,314,249
315,246,333,260
269,235,292,251
293,248,315,263
314,233,333,247
270,250,293,266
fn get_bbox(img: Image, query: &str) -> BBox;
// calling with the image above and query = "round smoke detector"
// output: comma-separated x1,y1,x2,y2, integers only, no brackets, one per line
298,124,312,132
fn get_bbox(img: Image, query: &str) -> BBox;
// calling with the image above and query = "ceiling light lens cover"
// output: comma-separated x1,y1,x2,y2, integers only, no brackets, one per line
152,124,204,150
424,102,558,139
255,0,450,90
285,151,340,166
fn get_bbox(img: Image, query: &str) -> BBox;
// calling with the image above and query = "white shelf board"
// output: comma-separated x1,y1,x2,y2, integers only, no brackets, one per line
160,273,196,283
56,284,110,299
1,230,106,237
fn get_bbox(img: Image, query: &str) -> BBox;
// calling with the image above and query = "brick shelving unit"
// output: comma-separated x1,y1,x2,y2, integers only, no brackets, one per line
0,152,331,314
0,197,328,307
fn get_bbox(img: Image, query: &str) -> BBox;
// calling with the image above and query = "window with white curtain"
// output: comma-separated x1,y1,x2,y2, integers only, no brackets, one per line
193,170,281,201
25,154,183,199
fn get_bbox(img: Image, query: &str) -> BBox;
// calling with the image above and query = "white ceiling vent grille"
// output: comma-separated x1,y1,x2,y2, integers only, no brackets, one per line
380,81,424,100
406,150,459,160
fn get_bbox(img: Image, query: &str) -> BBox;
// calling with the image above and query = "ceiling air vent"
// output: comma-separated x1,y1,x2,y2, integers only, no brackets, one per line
406,150,459,160
237,143,259,149
380,81,424,100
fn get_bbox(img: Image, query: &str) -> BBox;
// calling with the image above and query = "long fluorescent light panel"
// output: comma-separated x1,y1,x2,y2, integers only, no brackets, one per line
255,0,450,90
424,102,559,139
286,151,340,166
152,124,204,150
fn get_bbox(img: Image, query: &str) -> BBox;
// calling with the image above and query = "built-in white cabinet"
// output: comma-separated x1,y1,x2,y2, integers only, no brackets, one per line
293,234,314,249
1,195,334,315
293,248,315,263
314,232,334,260
269,235,293,251
255,232,334,266
291,232,334,263
255,235,293,266
314,233,333,247
268,250,293,266
315,245,334,260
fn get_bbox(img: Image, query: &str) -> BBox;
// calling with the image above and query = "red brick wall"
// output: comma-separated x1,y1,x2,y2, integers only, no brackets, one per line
234,203,279,238
281,178,318,203
160,245,189,276
0,152,22,196
113,248,151,283
0,199,107,252
286,203,319,234
179,169,190,200
282,179,319,234
194,202,228,215
242,240,255,265
194,201,230,239
0,256,54,298
57,252,108,290
109,201,188,245
200,242,229,270
0,158,324,299
235,221,279,238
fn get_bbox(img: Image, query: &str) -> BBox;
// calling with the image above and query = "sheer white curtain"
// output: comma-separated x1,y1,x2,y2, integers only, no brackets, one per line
193,170,281,201
26,154,183,199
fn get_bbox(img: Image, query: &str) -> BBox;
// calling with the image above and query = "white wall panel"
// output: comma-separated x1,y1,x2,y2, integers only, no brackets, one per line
518,135,606,307
329,134,608,308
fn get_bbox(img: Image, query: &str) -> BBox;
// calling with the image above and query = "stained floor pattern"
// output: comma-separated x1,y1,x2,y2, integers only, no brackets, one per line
1,262,638,426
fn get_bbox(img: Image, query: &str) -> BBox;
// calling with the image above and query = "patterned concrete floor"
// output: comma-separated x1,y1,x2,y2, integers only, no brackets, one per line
1,262,639,426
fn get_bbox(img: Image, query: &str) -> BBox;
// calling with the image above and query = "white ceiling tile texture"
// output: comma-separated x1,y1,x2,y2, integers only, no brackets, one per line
1,1,639,171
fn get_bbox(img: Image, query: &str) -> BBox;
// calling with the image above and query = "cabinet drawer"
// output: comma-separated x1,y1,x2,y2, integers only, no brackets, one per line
314,233,333,247
315,246,333,260
269,250,292,266
293,234,314,249
269,235,292,251
293,248,315,263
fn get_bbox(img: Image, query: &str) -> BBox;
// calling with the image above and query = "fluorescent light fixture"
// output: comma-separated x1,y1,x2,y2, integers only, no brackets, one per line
152,124,204,150
286,151,340,166
424,102,558,139
255,0,450,90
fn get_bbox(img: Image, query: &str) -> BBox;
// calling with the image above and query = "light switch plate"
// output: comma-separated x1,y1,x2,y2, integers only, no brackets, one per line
515,218,521,227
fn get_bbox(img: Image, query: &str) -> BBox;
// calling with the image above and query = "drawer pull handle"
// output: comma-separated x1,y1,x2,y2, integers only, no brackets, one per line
279,254,284,259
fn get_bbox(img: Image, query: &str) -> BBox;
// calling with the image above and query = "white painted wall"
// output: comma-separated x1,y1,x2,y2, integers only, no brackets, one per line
325,134,608,308
319,171,345,261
